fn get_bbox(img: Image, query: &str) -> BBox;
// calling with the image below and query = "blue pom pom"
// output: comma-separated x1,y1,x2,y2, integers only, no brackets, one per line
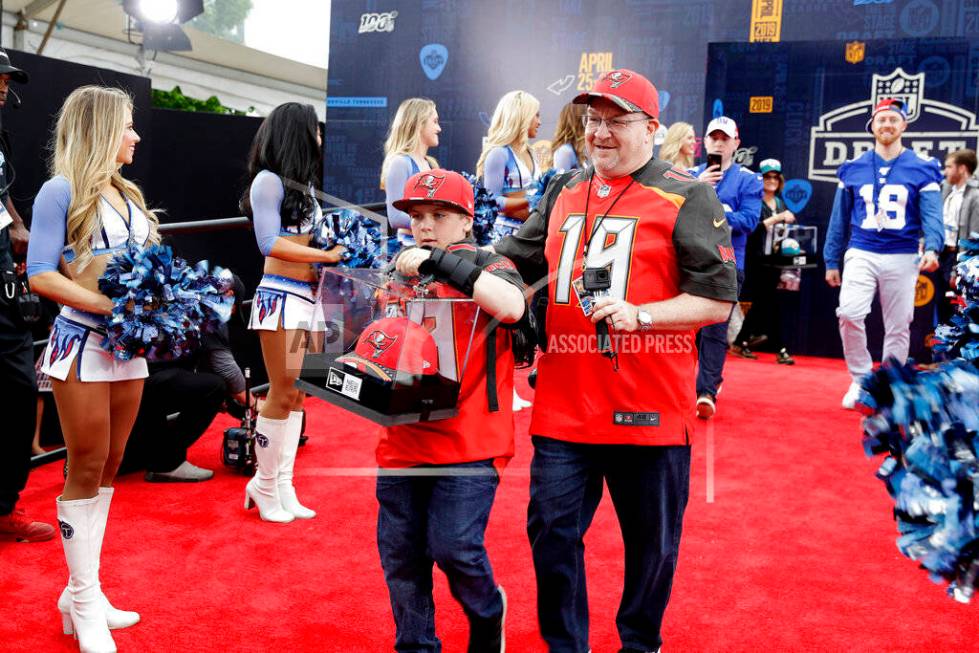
98,244,233,362
310,209,398,269
861,358,979,601
526,168,557,213
461,173,499,247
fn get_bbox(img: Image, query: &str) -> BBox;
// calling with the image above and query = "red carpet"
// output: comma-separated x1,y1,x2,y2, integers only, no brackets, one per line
1,354,975,651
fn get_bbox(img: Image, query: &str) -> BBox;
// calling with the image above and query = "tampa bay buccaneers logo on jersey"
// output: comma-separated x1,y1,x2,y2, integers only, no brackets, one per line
414,174,445,199
604,70,632,89
366,330,398,359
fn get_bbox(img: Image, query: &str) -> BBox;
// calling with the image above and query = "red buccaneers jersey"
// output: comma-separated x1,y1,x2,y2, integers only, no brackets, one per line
496,159,738,445
376,241,525,468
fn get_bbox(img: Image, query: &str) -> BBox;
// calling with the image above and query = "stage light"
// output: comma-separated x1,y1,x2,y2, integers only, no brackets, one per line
122,0,204,52
139,0,180,24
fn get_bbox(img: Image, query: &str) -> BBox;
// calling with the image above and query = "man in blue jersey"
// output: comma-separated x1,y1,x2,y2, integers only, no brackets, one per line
691,116,762,418
824,98,943,409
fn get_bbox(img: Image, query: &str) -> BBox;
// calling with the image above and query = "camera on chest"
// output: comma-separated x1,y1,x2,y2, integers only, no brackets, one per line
582,266,611,294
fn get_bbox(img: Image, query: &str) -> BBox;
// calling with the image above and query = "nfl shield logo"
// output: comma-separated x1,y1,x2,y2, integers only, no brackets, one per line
871,68,924,123
845,41,865,65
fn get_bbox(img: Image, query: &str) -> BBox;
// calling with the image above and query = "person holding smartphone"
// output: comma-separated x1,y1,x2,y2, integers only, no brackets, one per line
688,116,762,419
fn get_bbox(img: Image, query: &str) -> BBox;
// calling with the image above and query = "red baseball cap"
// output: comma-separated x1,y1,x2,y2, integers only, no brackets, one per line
392,169,475,216
336,317,439,383
573,68,660,118
865,98,908,133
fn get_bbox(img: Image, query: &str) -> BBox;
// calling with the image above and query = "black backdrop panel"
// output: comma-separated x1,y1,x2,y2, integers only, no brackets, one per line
2,49,152,220
705,38,979,359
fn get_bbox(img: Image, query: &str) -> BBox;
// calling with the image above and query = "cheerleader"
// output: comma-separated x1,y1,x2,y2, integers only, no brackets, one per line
550,102,587,172
26,86,156,653
477,91,540,412
659,121,696,169
242,102,344,523
476,90,542,237
381,98,440,247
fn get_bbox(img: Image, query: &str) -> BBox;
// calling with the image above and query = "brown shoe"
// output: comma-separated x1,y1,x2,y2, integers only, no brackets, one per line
0,509,56,542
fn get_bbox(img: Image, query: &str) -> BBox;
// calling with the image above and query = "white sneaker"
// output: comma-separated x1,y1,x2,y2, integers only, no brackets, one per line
841,382,862,410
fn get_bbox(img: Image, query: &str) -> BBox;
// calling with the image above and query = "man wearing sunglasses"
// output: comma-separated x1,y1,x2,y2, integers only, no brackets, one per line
495,69,737,653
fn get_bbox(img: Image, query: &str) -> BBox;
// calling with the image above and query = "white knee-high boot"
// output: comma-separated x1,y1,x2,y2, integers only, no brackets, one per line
278,410,315,519
59,488,139,632
57,495,116,653
244,415,294,523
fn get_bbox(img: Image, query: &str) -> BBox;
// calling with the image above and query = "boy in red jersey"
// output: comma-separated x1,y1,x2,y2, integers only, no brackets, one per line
376,169,526,653
495,70,738,652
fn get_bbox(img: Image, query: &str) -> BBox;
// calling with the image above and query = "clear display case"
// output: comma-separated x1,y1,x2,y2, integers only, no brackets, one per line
295,267,480,426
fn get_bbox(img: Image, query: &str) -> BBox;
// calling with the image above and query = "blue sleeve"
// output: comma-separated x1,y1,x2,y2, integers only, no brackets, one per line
26,176,71,277
824,184,851,270
553,144,577,172
919,158,944,253
482,147,508,197
384,156,413,231
250,170,284,256
919,189,944,253
725,173,762,237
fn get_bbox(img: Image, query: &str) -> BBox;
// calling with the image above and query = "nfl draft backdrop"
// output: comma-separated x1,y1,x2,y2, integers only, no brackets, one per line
706,37,979,356
325,0,979,355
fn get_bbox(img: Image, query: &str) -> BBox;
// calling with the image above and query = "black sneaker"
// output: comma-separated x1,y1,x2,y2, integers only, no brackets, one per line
776,348,795,365
730,343,758,359
468,586,506,653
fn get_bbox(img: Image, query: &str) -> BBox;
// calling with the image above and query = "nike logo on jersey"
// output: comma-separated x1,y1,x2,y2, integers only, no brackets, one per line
713,217,726,228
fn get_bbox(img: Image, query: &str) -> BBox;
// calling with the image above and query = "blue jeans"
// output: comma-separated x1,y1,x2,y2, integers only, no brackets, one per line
527,436,691,653
696,269,743,398
376,459,504,653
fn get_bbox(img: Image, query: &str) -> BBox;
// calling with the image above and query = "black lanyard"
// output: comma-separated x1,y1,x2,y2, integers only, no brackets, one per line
580,170,635,271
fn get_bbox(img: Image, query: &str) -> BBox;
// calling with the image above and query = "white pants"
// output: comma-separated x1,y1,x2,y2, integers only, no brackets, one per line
836,249,919,380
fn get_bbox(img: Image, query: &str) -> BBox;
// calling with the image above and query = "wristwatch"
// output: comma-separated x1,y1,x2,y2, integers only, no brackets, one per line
637,309,653,331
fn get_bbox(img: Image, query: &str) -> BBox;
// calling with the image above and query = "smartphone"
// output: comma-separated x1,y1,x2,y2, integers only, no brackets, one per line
706,153,722,169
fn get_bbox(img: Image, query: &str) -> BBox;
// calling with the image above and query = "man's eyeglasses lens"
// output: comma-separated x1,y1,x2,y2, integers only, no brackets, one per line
582,115,649,132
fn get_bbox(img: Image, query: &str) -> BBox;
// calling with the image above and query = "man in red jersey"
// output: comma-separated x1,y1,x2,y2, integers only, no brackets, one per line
494,69,737,652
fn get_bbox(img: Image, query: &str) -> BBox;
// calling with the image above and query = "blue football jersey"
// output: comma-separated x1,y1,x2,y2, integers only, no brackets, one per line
837,149,942,255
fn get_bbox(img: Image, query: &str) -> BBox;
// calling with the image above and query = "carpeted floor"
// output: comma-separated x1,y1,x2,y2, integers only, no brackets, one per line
1,354,974,652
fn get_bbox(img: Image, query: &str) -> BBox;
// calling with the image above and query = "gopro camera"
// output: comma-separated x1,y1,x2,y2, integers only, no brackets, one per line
582,267,611,293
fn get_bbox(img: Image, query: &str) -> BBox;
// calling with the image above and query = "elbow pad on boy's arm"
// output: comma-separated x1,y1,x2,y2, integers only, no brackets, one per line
418,248,483,296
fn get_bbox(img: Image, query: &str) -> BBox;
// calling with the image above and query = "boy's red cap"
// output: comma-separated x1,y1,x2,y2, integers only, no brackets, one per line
392,169,475,216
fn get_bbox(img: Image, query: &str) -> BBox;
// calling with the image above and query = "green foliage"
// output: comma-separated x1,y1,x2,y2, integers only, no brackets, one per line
189,0,253,44
151,86,251,115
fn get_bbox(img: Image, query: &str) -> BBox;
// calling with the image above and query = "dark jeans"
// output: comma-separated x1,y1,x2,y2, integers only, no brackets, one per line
696,269,743,398
0,304,36,515
527,436,691,653
737,266,786,351
376,459,504,653
120,368,225,474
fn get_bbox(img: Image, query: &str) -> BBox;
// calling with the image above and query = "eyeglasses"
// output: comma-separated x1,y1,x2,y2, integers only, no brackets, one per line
582,113,650,133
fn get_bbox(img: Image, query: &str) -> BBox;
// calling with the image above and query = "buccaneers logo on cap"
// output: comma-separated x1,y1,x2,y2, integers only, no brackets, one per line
366,330,398,359
605,70,632,89
415,174,445,199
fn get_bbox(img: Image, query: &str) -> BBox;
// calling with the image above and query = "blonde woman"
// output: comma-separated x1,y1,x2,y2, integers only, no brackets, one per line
551,102,586,172
242,103,344,524
659,121,696,169
476,90,541,233
27,86,157,653
381,98,440,246
477,90,540,412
